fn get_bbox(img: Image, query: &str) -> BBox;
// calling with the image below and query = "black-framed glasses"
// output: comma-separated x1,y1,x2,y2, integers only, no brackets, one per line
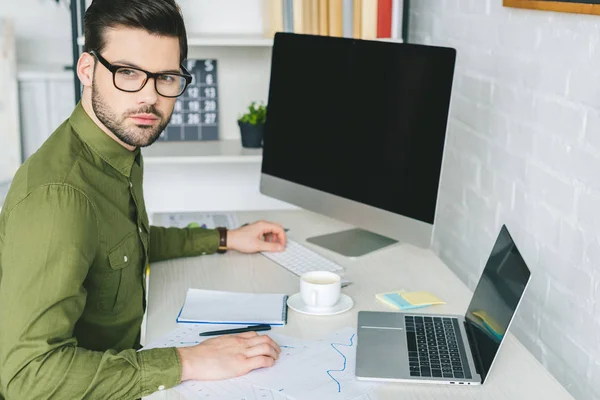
89,50,192,98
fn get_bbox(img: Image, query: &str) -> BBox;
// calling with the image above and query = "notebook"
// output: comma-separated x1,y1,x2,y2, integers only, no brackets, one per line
176,288,289,326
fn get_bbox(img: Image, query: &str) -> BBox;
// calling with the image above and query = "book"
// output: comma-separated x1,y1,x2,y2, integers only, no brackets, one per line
263,0,284,38
377,0,392,38
342,0,354,37
361,0,378,39
391,0,402,39
177,288,289,326
303,0,313,34
293,0,305,33
353,0,362,38
329,0,343,37
319,0,330,35
310,0,320,34
283,0,294,32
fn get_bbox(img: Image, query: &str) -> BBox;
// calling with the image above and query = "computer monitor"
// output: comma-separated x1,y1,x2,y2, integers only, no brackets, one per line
260,33,456,257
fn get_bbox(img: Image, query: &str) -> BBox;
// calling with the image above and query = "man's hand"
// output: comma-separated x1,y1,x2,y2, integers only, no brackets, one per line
227,220,287,253
177,331,281,381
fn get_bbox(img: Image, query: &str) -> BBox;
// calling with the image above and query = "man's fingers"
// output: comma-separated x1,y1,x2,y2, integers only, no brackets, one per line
252,221,287,247
271,230,287,247
245,335,281,353
264,232,285,244
234,331,259,339
244,343,280,359
260,241,285,252
262,230,286,249
245,355,276,373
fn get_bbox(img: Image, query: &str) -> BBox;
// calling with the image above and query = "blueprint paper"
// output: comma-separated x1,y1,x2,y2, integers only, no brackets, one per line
244,327,378,400
143,323,234,349
143,324,293,399
143,324,377,400
176,380,291,400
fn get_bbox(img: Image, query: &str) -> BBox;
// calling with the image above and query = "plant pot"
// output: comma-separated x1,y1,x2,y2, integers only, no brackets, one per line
238,121,264,148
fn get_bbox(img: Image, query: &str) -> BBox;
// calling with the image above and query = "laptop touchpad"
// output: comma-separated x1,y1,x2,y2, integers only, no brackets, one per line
359,311,404,328
357,312,407,379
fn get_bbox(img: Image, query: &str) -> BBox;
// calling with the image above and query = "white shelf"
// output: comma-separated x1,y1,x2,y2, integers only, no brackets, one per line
76,34,273,47
377,37,404,43
76,35,402,48
17,65,73,81
141,139,262,164
189,34,273,47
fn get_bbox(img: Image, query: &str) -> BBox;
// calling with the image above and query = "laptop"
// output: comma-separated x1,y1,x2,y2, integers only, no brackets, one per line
355,225,531,385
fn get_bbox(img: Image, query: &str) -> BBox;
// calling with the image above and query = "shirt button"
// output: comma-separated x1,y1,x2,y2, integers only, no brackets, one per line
129,182,133,188
123,255,128,263
138,227,142,233
158,385,165,391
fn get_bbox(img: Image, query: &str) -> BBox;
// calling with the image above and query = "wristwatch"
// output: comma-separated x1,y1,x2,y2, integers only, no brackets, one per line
216,227,228,254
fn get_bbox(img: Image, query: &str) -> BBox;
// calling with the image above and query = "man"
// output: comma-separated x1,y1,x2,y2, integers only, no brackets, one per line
0,0,286,398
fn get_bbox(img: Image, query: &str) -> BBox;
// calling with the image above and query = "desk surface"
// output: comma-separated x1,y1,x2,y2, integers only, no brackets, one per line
144,210,572,400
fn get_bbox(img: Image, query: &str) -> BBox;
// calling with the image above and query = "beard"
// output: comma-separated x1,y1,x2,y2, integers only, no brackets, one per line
91,79,171,148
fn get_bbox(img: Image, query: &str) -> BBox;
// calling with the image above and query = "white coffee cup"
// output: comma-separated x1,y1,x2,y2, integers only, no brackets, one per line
300,271,341,309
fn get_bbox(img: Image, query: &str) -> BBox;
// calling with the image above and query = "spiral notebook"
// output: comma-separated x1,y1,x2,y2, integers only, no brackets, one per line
176,288,289,326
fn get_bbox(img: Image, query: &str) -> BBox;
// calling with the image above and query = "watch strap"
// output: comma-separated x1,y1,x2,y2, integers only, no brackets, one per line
216,227,227,253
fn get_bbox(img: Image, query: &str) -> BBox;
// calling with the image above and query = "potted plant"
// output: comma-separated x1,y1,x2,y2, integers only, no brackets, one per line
237,101,267,148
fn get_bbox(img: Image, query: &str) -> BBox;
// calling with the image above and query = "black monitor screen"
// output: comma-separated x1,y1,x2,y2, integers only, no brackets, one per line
262,33,456,224
465,225,531,382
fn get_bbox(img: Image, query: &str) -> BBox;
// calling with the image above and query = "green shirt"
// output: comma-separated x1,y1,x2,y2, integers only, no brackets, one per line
0,103,219,399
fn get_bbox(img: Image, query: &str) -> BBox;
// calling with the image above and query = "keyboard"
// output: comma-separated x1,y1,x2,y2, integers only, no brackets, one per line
405,315,471,379
261,238,344,276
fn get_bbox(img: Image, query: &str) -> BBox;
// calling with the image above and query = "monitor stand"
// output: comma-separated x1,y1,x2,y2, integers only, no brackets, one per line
306,228,398,258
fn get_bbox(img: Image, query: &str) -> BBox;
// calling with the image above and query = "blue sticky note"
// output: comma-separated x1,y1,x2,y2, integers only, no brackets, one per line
383,293,428,310
482,320,504,341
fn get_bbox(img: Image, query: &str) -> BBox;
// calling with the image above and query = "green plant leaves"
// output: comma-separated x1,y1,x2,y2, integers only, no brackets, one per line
238,101,267,125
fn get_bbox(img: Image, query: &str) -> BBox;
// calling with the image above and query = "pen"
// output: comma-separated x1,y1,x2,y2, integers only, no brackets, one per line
199,324,272,337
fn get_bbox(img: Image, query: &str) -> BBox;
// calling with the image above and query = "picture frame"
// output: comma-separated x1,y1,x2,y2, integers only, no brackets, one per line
503,0,600,16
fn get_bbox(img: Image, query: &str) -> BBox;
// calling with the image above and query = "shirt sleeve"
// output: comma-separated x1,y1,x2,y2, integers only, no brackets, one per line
148,225,220,263
0,184,181,399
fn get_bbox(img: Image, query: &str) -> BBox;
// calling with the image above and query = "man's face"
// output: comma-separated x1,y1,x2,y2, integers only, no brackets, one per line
91,27,181,148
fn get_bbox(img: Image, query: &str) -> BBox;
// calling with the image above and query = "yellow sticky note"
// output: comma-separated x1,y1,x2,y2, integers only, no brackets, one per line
400,291,445,306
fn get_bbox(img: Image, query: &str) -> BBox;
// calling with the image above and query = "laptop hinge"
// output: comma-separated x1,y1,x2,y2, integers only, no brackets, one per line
464,320,485,382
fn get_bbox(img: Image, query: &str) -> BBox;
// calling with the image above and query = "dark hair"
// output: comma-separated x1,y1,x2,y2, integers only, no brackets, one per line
83,0,188,64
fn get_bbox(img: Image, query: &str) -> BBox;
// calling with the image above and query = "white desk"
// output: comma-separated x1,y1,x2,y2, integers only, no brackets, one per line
144,210,573,400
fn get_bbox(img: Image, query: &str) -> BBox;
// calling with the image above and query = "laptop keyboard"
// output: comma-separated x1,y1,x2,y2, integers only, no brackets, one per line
405,315,467,379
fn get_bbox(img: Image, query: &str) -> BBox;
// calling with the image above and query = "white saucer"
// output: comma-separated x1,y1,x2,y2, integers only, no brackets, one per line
287,293,354,316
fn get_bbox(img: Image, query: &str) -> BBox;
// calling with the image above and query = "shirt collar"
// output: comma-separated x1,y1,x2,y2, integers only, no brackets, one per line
69,102,139,178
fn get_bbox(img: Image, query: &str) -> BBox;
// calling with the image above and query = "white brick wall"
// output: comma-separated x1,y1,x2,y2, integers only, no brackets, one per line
411,1,600,398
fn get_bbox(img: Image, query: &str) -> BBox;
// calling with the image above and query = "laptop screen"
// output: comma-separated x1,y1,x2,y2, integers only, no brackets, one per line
464,225,531,382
